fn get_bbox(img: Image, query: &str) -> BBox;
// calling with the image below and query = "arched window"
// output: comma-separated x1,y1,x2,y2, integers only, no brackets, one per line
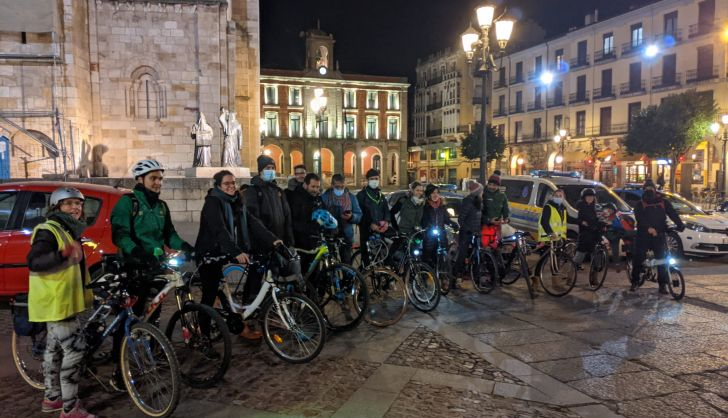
129,66,166,120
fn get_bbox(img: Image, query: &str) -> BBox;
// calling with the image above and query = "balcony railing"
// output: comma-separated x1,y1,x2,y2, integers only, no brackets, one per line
509,104,524,114
426,101,443,111
621,41,643,56
444,98,460,106
651,72,683,90
547,96,565,108
594,49,617,63
569,56,590,69
427,129,442,138
494,108,508,117
472,97,488,105
527,70,540,81
569,91,590,105
527,101,544,112
593,86,616,100
655,29,683,44
619,80,646,96
442,70,461,81
427,75,443,86
509,74,525,85
686,66,719,84
493,78,508,89
588,124,629,137
689,21,714,38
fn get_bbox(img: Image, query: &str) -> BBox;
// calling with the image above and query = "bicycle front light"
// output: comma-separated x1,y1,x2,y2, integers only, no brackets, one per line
431,228,440,236
668,257,676,266
413,249,421,256
167,257,182,267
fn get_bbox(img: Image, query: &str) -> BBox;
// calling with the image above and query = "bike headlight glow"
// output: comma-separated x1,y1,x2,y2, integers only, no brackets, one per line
431,228,440,236
413,249,421,256
668,257,676,266
167,257,182,267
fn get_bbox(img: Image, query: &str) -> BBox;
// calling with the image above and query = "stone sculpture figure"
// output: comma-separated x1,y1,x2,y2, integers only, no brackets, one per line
191,112,213,167
219,107,243,167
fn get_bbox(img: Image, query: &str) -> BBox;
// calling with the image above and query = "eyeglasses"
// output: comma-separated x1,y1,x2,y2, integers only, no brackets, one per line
221,181,237,187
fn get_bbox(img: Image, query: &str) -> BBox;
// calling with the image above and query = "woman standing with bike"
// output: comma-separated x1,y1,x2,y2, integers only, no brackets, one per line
422,184,458,268
27,187,95,418
454,181,483,288
391,182,425,236
195,170,282,340
573,188,600,268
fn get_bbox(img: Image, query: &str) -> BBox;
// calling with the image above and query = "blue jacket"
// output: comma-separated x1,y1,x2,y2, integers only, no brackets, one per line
321,188,362,244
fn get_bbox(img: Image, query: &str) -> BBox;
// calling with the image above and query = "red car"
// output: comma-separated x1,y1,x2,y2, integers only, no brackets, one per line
0,181,129,299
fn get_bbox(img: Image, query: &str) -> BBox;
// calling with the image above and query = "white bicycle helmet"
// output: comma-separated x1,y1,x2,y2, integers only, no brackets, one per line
50,187,85,206
131,159,164,178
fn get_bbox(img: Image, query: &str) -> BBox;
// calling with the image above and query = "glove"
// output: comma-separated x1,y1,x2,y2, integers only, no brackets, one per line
131,246,158,267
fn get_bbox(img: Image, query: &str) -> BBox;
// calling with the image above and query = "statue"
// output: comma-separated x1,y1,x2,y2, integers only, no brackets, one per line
219,107,243,167
191,113,213,167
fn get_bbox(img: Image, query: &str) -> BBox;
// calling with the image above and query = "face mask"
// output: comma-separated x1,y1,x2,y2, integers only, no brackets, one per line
262,169,276,182
333,188,345,197
368,179,380,189
412,196,424,205
552,198,563,206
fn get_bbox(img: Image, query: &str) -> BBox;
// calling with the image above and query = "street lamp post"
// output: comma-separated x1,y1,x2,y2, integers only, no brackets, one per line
553,128,568,171
310,88,327,175
461,4,515,183
722,115,728,196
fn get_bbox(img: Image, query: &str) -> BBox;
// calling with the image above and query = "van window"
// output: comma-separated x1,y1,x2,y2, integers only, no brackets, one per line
501,180,533,205
536,184,554,207
560,185,631,212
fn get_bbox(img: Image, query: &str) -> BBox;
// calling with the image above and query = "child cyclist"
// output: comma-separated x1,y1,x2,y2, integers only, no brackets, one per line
601,202,635,272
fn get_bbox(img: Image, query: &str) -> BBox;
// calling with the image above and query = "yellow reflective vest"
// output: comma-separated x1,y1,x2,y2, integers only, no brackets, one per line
28,220,92,322
538,203,568,242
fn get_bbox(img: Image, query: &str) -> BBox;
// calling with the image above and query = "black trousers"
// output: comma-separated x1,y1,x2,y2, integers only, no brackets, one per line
112,269,161,365
454,232,473,276
630,234,669,285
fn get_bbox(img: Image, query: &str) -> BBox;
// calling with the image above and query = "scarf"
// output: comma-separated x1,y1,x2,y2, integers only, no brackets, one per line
428,197,442,209
134,183,160,208
210,187,238,242
327,188,352,216
47,211,87,240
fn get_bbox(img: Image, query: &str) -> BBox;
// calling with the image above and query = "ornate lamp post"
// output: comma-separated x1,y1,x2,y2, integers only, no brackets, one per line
553,128,568,171
461,4,515,182
310,88,327,175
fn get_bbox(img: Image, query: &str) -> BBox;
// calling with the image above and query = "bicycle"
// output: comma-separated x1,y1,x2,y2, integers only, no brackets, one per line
461,232,498,294
585,227,610,291
534,238,578,297
497,231,537,299
210,245,327,363
294,232,368,332
426,225,458,295
626,232,686,301
138,252,232,389
12,255,182,417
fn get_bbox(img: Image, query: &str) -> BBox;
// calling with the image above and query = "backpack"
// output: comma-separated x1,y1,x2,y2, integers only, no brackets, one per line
124,193,169,246
640,199,665,211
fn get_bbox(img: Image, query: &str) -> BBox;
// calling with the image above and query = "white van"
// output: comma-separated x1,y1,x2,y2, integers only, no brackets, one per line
499,172,633,239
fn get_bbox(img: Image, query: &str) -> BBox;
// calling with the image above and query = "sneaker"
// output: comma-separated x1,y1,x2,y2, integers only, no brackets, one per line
41,397,63,413
60,402,97,418
108,369,126,393
455,277,463,289
658,285,669,295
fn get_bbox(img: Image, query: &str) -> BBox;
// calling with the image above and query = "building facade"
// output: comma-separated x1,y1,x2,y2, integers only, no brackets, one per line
0,0,260,178
259,29,409,187
410,47,479,185
492,0,728,192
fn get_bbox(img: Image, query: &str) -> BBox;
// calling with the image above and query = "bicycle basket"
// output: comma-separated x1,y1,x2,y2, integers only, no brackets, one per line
11,294,45,337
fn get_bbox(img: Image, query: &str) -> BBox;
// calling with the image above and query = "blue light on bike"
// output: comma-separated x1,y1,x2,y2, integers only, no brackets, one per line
413,249,421,256
431,228,440,236
168,257,182,267
668,257,676,265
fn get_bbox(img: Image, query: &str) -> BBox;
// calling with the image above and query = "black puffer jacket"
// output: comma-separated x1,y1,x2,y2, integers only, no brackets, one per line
244,176,295,245
634,193,684,237
576,200,600,252
288,186,323,250
356,186,391,230
458,191,482,236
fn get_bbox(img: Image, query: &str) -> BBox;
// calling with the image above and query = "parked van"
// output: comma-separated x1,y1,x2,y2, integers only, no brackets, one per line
499,171,632,239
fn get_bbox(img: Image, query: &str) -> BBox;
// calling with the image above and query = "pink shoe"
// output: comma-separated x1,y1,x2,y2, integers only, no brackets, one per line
41,397,63,413
60,402,97,418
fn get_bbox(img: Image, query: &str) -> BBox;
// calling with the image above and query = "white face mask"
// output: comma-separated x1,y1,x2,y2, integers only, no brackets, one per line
552,198,563,206
368,179,380,189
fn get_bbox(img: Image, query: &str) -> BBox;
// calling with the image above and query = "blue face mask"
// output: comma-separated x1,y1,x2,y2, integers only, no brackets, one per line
333,188,345,197
552,198,563,206
262,169,276,182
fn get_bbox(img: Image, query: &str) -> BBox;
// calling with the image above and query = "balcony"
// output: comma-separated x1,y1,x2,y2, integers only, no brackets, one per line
655,29,683,44
651,72,683,91
619,80,646,96
594,49,616,63
493,78,508,89
427,129,442,138
493,107,508,117
569,56,590,70
426,101,443,111
427,75,443,86
593,86,616,101
472,96,488,105
686,66,719,84
509,104,524,115
443,70,462,81
527,70,540,81
689,21,713,38
547,96,565,108
569,91,590,105
444,98,461,106
588,124,629,137
527,101,544,112
621,41,643,57
509,74,525,85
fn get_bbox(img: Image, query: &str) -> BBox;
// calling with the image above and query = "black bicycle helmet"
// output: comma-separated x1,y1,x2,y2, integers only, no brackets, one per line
601,202,617,212
581,188,596,198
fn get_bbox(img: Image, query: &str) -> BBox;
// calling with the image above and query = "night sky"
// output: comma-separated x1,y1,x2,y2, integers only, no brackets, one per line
260,0,657,80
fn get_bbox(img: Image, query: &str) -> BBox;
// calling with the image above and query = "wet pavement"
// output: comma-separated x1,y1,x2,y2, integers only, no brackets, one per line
1,255,727,417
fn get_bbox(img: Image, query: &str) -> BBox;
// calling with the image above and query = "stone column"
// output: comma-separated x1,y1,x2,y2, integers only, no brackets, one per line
334,142,344,177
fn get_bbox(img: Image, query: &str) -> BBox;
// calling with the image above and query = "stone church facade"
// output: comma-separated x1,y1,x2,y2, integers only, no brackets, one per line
0,0,260,178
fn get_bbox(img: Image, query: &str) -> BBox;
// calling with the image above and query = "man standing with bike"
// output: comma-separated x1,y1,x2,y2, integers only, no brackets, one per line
454,181,483,287
245,154,295,246
110,159,194,391
630,179,684,293
573,188,600,268
481,175,510,278
321,174,362,265
357,168,391,267
289,173,324,269
27,187,96,418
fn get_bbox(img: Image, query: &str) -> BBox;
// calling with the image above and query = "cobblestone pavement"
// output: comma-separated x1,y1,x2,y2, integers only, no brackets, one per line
2,257,728,417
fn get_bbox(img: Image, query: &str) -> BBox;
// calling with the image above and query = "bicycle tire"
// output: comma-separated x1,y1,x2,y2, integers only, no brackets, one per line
537,250,577,297
261,292,326,363
515,250,536,300
470,249,497,294
316,263,368,332
668,267,685,301
12,329,46,390
437,252,451,296
120,321,181,418
588,248,609,291
165,303,232,388
500,249,522,285
364,268,407,327
405,262,441,312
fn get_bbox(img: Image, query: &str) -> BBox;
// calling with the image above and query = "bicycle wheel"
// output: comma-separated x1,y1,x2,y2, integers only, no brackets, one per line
364,268,407,327
317,264,368,332
261,292,326,363
405,262,440,312
165,303,232,388
501,249,523,285
668,267,685,301
470,249,497,294
436,252,451,296
538,250,577,297
12,329,46,390
588,248,609,291
120,322,181,418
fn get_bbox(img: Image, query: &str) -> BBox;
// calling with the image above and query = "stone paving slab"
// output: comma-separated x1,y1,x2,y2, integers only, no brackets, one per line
636,350,728,375
498,339,602,363
475,328,568,347
568,370,696,402
532,355,648,382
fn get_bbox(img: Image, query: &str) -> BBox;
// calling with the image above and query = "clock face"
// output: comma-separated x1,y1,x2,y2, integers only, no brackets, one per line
319,66,328,75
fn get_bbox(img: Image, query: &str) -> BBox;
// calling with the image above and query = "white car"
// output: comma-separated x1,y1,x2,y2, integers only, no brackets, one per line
615,188,728,257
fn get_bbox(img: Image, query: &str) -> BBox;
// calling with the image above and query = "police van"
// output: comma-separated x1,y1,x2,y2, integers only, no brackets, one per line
499,171,633,239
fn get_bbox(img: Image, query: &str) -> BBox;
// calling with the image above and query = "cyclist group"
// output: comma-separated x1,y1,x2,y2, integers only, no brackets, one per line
25,150,684,417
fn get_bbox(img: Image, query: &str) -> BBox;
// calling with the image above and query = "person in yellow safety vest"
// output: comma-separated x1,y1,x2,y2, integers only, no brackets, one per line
27,187,97,418
538,188,568,242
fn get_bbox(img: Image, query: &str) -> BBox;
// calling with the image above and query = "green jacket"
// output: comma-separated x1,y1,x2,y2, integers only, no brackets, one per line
391,195,424,236
481,189,509,225
111,189,186,260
